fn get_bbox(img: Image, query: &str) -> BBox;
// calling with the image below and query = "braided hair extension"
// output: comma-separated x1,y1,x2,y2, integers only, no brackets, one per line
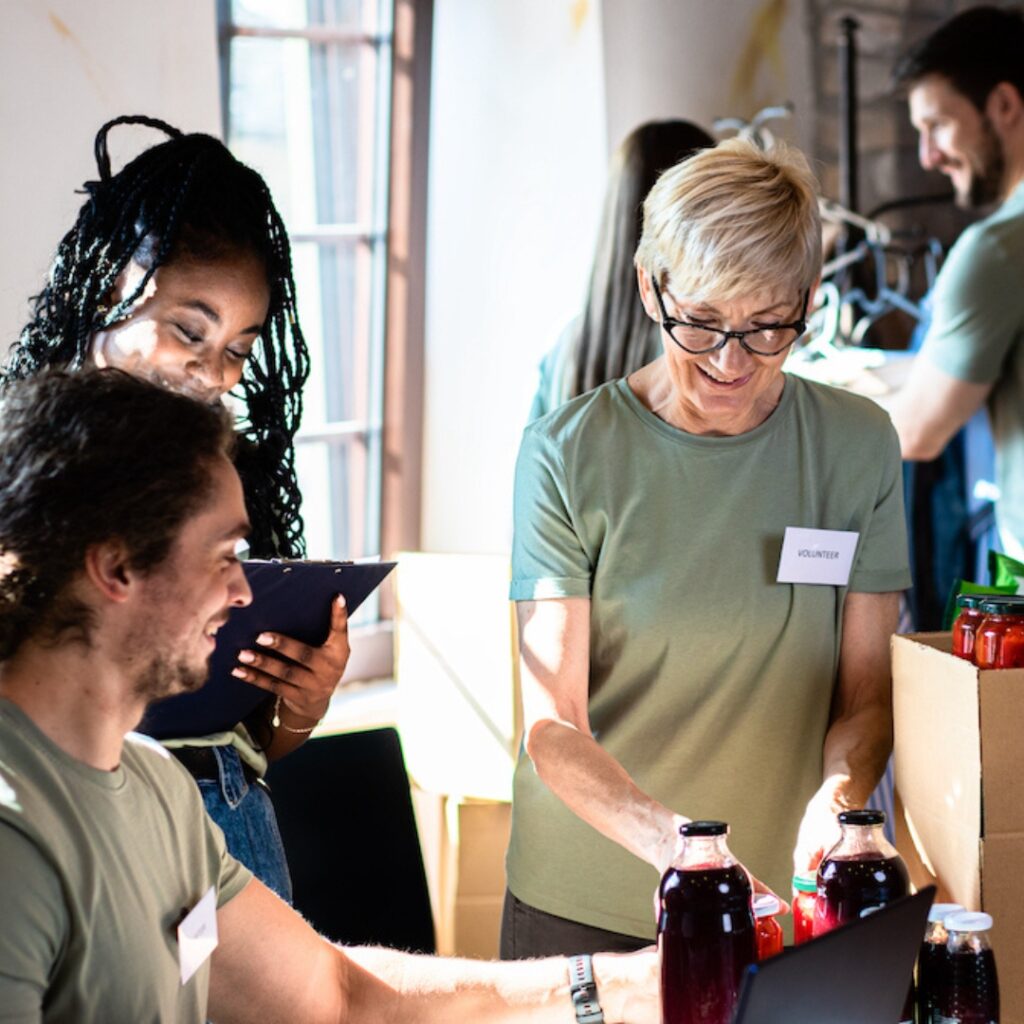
4,115,311,558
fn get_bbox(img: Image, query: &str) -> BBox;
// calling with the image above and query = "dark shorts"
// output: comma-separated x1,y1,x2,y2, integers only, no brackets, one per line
499,889,652,959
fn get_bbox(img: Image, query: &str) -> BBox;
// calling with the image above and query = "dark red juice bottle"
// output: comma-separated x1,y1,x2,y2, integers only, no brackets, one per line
813,809,909,933
814,808,912,1022
936,911,1000,1024
916,902,964,1024
658,820,756,1024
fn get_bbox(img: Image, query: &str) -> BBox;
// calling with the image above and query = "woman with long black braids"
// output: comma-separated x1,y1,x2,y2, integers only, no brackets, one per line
3,115,350,900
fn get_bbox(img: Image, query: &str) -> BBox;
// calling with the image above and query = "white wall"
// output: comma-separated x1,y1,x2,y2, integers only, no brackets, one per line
602,0,814,159
0,0,221,352
421,0,608,554
2,1,817,558
419,0,816,555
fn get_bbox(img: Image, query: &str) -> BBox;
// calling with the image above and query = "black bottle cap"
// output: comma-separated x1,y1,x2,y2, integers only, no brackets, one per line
680,820,728,837
838,809,886,826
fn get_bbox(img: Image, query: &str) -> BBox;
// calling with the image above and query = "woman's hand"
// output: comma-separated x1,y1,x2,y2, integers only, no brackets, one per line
792,774,852,876
232,594,351,725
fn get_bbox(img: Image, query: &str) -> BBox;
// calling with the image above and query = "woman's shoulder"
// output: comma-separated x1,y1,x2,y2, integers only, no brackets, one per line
787,373,895,440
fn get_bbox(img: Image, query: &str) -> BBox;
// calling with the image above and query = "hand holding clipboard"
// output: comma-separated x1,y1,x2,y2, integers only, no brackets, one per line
140,560,397,740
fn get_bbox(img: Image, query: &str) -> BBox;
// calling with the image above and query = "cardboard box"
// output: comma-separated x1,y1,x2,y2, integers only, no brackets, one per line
892,632,1024,1022
395,553,521,801
411,787,511,958
395,554,519,957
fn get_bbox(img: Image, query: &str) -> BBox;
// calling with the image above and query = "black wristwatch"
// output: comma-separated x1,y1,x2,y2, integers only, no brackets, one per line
567,954,605,1023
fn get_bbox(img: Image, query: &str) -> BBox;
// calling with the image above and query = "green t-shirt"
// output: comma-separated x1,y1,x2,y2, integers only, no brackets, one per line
919,182,1024,553
508,373,911,938
0,698,252,1023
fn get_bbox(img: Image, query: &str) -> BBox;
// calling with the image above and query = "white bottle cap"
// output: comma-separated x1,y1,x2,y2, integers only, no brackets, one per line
753,893,781,918
928,902,965,923
944,911,993,933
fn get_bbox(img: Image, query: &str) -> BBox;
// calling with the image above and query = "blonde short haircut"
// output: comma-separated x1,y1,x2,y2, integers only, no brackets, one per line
634,136,822,302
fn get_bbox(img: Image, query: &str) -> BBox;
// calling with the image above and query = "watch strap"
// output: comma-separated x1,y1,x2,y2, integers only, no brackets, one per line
567,953,605,1024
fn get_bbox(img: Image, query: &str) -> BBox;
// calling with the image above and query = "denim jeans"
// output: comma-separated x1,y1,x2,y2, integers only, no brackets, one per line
196,745,293,903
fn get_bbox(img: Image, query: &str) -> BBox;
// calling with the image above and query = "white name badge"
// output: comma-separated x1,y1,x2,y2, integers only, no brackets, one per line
776,527,859,586
178,886,218,985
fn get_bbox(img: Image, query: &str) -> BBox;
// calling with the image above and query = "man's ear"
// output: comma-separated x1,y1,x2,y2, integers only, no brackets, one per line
636,265,661,323
986,81,1024,130
82,541,136,603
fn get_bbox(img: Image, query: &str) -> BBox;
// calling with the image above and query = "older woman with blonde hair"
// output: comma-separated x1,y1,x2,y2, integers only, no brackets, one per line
502,137,911,957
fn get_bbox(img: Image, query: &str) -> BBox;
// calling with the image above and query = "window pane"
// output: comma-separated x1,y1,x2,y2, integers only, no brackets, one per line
223,0,392,582
295,435,377,563
290,239,377,427
232,0,374,29
227,35,381,226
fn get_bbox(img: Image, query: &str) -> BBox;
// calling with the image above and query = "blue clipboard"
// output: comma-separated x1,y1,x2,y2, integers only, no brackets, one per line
138,559,397,740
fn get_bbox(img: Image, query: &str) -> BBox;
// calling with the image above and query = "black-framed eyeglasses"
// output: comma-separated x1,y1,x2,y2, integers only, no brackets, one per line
651,278,809,357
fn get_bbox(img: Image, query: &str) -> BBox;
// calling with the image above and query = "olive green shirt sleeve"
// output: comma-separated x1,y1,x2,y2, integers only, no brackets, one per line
510,426,592,600
0,823,66,1022
920,218,1023,385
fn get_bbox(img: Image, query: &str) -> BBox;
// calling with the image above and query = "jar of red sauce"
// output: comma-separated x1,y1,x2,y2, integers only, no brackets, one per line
791,873,816,945
975,597,1024,669
952,594,986,662
753,893,784,959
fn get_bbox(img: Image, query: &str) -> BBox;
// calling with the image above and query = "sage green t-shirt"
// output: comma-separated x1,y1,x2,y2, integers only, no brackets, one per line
917,181,1024,553
508,373,911,938
0,698,252,1023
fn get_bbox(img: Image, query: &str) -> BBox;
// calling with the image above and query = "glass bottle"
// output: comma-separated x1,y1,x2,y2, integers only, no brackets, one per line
753,893,784,960
658,820,757,1024
936,911,1000,1024
952,595,986,662
813,808,912,1024
975,598,1024,669
916,902,964,1024
791,872,817,945
813,809,909,934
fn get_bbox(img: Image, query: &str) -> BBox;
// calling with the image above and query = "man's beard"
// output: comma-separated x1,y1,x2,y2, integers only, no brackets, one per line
960,116,1006,209
133,654,209,704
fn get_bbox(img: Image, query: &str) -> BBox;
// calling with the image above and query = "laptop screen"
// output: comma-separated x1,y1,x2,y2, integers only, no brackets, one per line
732,887,935,1024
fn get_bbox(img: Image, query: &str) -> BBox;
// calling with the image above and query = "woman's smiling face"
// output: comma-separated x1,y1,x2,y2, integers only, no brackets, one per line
638,267,801,436
91,251,270,402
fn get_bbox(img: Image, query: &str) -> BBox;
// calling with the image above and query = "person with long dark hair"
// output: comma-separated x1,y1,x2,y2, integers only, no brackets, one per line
528,119,714,421
2,115,350,900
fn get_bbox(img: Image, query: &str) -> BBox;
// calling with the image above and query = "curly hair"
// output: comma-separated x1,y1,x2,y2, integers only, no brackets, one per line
0,369,235,660
3,115,310,558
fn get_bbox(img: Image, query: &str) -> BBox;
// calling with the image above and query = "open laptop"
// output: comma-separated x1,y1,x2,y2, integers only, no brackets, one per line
732,886,935,1024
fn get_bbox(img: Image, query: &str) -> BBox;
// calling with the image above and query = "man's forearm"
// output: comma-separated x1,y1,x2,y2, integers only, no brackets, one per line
343,946,655,1024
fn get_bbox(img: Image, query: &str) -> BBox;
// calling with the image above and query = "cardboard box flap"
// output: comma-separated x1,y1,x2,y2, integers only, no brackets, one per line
396,553,521,801
979,668,1024,834
892,635,982,904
